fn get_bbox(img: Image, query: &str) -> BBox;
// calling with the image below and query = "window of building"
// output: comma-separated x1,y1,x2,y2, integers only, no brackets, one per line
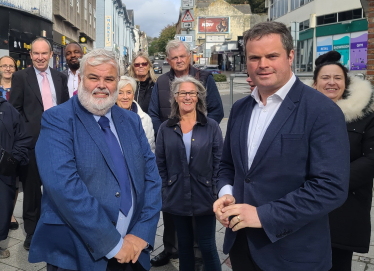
338,8,363,22
84,0,87,20
77,0,79,13
291,0,314,11
317,13,337,25
299,19,309,31
93,8,96,29
296,38,313,72
269,0,289,20
70,0,73,7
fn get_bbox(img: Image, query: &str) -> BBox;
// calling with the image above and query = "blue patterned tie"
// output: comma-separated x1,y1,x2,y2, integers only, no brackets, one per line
98,116,132,216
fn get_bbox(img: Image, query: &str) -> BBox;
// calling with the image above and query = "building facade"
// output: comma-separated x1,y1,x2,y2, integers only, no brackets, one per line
0,1,53,70
53,0,97,71
267,0,368,73
95,0,135,73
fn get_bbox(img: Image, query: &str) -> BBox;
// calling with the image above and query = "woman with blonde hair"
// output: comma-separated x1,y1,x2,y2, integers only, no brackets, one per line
129,52,157,114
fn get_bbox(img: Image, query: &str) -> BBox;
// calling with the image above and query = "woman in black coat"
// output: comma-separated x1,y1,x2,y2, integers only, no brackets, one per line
156,75,223,271
310,51,374,271
0,96,32,258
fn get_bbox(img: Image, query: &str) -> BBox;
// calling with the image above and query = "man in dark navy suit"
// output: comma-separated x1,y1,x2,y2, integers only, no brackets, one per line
214,22,350,271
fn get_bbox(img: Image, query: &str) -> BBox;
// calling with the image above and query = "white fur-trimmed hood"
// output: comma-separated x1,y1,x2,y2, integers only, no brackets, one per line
304,75,374,123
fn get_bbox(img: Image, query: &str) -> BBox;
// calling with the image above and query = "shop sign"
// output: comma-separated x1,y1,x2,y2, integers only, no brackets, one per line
198,17,229,34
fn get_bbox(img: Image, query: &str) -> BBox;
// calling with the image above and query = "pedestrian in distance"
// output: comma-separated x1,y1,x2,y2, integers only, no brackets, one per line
0,94,32,259
149,39,224,268
28,48,161,271
9,37,69,250
156,75,223,271
62,42,83,97
128,52,157,114
117,76,155,153
213,21,350,271
0,56,22,231
308,50,374,271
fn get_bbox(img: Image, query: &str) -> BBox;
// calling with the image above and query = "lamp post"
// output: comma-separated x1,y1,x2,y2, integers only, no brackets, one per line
204,16,207,61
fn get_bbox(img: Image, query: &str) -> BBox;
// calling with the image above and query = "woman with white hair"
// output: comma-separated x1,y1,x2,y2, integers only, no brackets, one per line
117,76,155,152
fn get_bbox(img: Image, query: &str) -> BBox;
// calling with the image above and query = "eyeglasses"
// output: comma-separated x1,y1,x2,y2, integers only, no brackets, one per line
178,92,198,97
134,62,148,67
0,65,15,70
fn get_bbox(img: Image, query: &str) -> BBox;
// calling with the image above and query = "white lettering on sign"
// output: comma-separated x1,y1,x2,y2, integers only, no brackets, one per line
357,44,363,47
202,23,214,27
105,16,112,47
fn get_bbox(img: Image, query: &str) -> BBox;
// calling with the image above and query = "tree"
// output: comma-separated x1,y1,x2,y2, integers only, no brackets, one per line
148,39,159,56
225,0,267,13
157,24,176,54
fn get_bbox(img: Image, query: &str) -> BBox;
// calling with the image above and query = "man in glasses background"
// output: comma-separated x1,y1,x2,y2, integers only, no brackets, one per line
148,39,224,268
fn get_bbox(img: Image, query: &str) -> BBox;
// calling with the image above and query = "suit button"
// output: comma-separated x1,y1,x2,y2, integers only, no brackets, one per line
245,178,250,183
115,192,120,198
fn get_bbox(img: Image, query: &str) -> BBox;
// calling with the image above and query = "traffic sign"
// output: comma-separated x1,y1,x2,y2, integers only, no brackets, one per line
182,10,194,22
182,0,194,10
182,22,193,28
176,35,193,43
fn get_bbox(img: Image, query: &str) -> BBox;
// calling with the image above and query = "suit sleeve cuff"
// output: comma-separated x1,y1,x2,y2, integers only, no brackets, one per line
105,237,123,259
218,184,233,198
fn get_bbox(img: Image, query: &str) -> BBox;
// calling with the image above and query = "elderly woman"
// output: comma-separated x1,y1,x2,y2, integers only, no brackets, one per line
117,76,155,152
155,75,223,271
0,96,31,258
310,51,374,271
129,52,157,113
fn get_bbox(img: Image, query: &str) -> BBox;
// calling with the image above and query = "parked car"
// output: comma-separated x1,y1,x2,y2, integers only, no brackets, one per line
163,61,170,66
193,64,205,70
153,64,163,74
201,65,221,74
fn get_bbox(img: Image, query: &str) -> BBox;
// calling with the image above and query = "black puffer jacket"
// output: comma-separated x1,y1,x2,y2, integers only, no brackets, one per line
307,76,374,253
134,77,155,114
155,111,223,216
0,97,32,185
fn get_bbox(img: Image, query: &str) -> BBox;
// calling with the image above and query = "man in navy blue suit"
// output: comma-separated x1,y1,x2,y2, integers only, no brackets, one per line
213,22,350,271
29,49,161,271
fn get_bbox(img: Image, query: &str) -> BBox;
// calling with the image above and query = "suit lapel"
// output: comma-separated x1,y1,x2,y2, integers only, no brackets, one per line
239,98,257,174
248,79,303,174
26,68,43,106
111,106,140,196
73,97,121,184
50,69,62,104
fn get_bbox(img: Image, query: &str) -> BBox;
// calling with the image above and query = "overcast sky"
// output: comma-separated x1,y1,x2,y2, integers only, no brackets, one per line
124,0,181,38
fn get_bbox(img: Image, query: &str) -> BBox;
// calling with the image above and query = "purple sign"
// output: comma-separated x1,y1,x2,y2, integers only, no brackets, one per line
350,33,367,71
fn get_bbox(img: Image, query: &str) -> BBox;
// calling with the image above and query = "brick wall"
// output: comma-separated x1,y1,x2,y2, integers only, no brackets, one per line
367,0,374,84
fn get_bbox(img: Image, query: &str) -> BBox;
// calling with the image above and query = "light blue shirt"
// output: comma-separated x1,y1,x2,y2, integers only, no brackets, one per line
183,130,193,164
93,110,134,259
34,67,57,106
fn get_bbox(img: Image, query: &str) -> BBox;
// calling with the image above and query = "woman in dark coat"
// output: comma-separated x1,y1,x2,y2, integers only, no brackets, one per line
128,52,156,113
310,51,374,271
0,96,32,258
156,75,223,271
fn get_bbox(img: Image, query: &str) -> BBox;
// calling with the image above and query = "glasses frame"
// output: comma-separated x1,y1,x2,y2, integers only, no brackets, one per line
134,62,148,68
177,91,198,97
0,65,15,70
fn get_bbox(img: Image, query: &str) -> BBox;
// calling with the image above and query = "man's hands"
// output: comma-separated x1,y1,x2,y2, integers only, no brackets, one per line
114,234,147,264
213,194,235,227
213,195,262,230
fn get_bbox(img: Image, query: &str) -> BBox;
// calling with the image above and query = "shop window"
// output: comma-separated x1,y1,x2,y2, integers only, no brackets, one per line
77,0,80,13
297,38,313,72
338,9,362,22
317,13,337,25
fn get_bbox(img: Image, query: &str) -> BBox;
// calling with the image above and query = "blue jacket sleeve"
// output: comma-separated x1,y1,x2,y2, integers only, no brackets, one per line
206,75,224,124
148,82,162,138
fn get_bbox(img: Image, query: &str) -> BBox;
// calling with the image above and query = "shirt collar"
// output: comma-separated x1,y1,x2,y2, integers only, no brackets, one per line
251,73,296,104
68,68,79,76
34,66,51,76
93,109,113,124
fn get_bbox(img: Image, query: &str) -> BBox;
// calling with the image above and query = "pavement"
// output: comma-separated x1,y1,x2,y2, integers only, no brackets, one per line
1,74,374,271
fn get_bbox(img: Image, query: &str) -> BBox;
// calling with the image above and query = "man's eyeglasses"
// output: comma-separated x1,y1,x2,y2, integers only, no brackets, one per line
134,62,148,68
178,92,198,97
0,65,15,70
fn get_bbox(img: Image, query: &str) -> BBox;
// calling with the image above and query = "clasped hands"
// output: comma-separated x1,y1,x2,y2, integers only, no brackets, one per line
114,234,147,264
213,194,262,231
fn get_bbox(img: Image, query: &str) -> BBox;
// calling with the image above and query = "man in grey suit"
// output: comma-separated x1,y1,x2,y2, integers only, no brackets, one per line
62,42,83,97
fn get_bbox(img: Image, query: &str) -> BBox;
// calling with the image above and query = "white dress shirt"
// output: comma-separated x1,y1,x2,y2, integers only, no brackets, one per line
34,67,57,106
219,74,297,197
67,68,79,98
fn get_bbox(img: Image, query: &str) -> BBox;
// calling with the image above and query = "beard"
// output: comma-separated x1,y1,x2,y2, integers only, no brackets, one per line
77,81,118,116
68,61,80,71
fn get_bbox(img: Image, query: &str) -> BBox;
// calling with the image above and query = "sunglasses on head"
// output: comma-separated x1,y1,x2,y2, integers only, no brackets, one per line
134,62,148,67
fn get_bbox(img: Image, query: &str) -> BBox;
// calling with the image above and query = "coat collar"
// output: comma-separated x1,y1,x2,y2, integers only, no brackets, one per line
166,110,207,127
168,65,197,81
304,75,374,123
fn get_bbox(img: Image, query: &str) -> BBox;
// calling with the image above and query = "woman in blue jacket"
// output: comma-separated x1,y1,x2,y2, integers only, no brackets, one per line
155,75,223,271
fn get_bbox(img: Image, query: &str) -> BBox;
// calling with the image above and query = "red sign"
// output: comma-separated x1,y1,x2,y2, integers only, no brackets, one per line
198,17,229,33
182,10,194,22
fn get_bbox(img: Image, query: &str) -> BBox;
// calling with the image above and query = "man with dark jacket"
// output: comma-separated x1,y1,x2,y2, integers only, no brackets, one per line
148,40,224,137
148,40,224,268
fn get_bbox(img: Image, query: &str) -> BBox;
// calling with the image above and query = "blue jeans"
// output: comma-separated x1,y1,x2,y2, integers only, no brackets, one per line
172,214,221,271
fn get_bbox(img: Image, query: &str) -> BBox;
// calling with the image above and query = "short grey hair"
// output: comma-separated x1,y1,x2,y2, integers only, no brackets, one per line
79,48,120,78
166,40,190,58
118,76,137,93
243,21,294,57
31,37,52,53
170,76,207,119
